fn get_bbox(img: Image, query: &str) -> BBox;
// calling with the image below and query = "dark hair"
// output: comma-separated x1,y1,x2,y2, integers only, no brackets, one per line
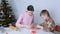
27,5,34,11
40,10,50,17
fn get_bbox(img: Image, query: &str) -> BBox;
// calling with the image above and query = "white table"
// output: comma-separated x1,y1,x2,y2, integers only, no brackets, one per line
0,28,54,34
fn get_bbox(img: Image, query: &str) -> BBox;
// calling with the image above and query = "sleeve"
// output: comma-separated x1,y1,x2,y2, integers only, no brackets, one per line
16,14,23,27
32,15,34,24
50,20,55,32
30,15,34,28
49,19,55,32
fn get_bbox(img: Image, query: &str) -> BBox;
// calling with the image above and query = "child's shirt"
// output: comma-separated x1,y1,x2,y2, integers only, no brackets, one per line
41,18,55,32
16,13,34,27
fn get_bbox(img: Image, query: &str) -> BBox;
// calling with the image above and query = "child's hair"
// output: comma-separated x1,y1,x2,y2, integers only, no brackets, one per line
27,5,34,11
40,9,50,17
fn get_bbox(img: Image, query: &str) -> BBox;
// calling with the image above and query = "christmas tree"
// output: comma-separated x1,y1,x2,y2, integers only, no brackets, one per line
0,0,16,27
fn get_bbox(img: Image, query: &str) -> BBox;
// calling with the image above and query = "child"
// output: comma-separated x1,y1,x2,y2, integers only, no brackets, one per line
16,5,34,29
36,10,55,32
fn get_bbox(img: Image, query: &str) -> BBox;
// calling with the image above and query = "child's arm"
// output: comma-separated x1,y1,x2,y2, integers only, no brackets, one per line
36,23,44,29
28,15,34,29
36,24,43,29
16,14,25,28
31,16,34,26
48,20,55,32
50,20,55,32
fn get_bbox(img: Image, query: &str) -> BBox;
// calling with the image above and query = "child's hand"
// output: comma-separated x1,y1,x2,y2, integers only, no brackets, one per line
36,25,43,29
25,25,31,29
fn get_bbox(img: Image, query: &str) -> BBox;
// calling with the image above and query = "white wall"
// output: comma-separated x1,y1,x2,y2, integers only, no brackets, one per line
7,0,60,25
0,0,1,6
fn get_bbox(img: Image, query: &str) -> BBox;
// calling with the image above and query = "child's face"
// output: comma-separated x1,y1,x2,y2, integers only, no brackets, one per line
41,14,48,20
27,11,33,16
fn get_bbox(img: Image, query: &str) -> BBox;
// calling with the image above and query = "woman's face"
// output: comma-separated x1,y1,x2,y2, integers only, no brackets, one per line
41,14,49,20
27,11,33,16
